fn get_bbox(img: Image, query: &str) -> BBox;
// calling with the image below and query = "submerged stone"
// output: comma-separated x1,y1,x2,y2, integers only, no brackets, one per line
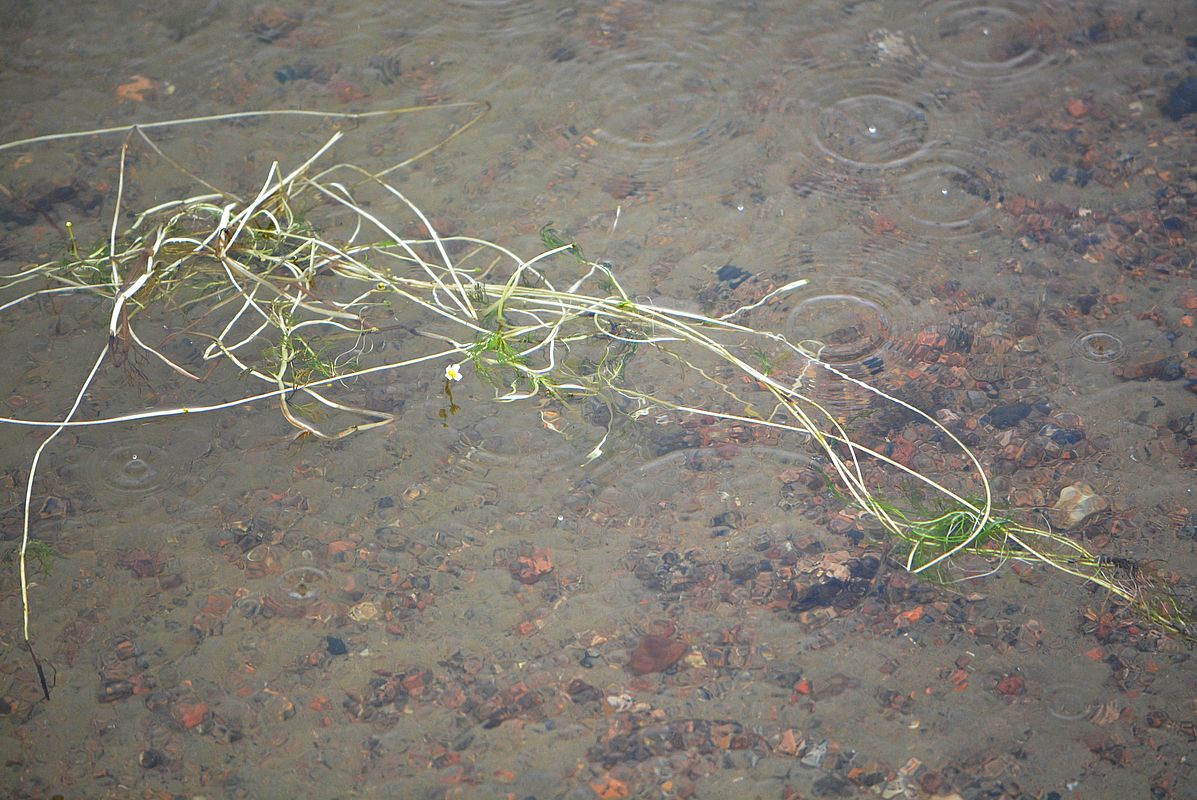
716,263,752,289
628,634,687,674
1162,76,1197,121
1052,482,1108,529
986,402,1032,429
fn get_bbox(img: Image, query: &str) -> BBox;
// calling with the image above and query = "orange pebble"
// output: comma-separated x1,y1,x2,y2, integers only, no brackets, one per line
589,774,630,799
327,540,355,557
176,702,209,730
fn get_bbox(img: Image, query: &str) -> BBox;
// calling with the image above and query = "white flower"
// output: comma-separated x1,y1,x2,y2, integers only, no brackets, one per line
444,363,463,382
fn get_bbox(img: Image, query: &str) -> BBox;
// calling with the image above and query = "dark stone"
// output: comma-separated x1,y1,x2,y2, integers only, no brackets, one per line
811,772,854,796
580,647,601,668
274,63,321,84
1,178,100,224
790,578,846,612
986,402,1032,429
139,749,165,769
848,555,881,580
1114,354,1183,381
772,670,804,687
1050,427,1085,446
0,197,38,225
1162,76,1197,121
716,263,752,289
32,182,77,211
725,558,760,583
794,574,871,613
1086,21,1113,43
1049,166,1069,183
98,680,134,703
566,678,602,704
650,552,699,593
367,675,402,707
326,636,348,656
649,428,698,456
711,511,741,529
857,769,887,787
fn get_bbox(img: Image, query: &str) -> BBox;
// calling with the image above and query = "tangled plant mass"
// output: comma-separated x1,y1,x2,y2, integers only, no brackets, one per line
1,105,1192,696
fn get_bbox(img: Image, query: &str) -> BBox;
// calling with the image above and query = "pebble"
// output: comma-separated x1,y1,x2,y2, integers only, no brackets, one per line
986,402,1031,429
1162,76,1197,121
579,647,600,668
800,738,828,768
1047,426,1085,446
1052,483,1108,529
964,390,990,409
348,600,380,623
326,636,348,656
716,263,752,289
605,693,634,712
1113,352,1182,382
628,634,687,674
935,408,961,425
98,680,134,703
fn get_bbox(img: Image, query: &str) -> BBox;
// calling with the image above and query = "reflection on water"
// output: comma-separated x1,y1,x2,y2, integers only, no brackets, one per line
814,90,932,168
1,1,1196,798
90,444,168,494
881,154,1001,239
1073,330,1127,364
911,0,1056,82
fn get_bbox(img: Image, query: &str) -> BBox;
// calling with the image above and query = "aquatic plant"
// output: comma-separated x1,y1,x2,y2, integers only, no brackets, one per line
0,106,1191,699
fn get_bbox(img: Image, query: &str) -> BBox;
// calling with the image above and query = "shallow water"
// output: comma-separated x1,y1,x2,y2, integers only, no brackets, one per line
1,1,1195,798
